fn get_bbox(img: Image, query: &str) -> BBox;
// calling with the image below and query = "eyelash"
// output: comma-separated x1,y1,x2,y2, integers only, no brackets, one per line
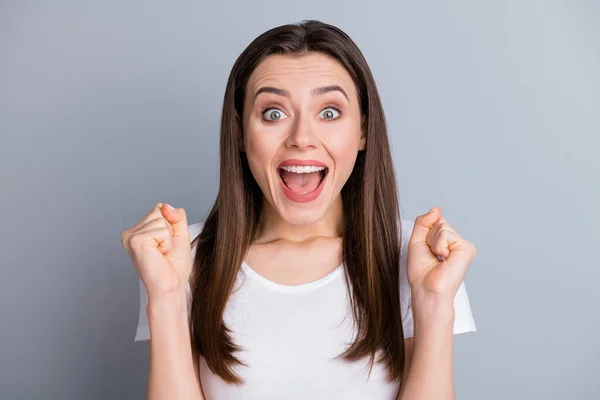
261,106,343,123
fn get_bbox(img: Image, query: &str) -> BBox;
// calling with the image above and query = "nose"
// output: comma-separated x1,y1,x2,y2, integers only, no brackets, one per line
284,111,318,150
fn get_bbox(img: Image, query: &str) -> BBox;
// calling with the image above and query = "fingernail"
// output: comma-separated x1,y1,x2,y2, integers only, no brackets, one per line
165,204,175,211
428,207,436,214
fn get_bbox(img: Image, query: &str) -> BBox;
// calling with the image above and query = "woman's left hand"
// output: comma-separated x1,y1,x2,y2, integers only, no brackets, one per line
406,206,477,312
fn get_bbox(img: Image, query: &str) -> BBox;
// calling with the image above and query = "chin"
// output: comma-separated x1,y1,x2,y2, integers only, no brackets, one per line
278,205,330,226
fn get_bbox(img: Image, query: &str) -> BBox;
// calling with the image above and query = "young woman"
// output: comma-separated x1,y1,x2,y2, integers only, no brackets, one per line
122,20,477,399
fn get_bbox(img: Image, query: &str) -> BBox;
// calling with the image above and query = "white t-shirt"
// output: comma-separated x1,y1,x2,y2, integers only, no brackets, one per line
134,219,476,399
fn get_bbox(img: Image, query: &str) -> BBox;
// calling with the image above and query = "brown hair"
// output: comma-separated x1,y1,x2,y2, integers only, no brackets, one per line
190,19,405,385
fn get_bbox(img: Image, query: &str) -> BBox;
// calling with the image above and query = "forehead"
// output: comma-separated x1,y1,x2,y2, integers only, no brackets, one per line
246,52,356,98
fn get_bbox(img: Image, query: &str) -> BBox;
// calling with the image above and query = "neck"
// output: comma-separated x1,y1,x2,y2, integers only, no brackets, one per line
255,195,344,243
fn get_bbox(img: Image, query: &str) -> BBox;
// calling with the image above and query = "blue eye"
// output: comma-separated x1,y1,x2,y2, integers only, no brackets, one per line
319,107,341,120
262,108,288,122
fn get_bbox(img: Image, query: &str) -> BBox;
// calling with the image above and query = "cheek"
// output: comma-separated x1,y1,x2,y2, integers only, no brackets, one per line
244,128,278,179
328,125,362,165
244,126,267,157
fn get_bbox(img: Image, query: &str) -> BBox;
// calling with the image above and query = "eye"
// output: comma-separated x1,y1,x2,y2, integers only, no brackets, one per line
262,108,288,122
318,107,341,121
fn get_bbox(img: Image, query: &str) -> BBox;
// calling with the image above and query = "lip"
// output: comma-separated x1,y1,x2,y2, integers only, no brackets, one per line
277,159,328,169
276,159,330,203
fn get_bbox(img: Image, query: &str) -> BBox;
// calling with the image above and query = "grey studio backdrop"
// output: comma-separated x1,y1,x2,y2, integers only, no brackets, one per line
1,1,598,399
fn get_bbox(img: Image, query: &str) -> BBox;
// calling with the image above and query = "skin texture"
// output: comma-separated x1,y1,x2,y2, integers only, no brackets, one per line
240,52,367,286
241,52,365,242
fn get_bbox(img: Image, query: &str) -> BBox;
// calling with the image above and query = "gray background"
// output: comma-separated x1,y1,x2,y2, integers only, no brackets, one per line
1,1,598,399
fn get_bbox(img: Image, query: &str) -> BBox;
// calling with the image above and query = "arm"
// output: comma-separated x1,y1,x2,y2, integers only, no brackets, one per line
146,294,205,400
396,306,455,400
397,207,477,399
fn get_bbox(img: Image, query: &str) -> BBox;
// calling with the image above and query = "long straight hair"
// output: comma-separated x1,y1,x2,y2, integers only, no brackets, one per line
190,20,404,385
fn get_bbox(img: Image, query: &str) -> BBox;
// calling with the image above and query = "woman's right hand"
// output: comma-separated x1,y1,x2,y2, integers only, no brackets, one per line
120,202,193,302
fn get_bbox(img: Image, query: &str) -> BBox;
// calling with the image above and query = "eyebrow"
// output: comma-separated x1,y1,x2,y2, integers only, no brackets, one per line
253,85,349,102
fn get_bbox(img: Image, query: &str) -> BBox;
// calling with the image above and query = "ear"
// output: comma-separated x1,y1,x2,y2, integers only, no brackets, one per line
358,115,367,151
235,111,244,152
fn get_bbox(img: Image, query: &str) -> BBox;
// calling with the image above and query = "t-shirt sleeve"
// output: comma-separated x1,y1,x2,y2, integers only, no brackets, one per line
399,219,477,339
134,222,203,342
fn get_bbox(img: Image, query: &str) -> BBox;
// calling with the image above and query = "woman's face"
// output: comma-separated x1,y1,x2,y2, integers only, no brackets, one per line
242,51,365,226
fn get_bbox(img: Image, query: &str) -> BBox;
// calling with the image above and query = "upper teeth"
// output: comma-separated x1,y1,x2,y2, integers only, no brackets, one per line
280,165,326,173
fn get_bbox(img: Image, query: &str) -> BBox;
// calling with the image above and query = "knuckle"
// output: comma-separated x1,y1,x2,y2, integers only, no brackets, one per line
425,233,433,245
441,225,454,235
466,242,477,256
129,233,144,248
158,217,170,228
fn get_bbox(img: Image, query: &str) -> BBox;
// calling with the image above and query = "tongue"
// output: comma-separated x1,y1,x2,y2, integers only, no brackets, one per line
281,171,322,194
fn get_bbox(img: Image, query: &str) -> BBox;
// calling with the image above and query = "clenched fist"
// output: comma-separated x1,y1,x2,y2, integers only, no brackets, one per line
120,202,192,302
407,206,477,315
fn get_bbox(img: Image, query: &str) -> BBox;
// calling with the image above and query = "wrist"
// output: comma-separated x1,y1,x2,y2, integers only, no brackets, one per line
412,295,455,331
147,290,189,316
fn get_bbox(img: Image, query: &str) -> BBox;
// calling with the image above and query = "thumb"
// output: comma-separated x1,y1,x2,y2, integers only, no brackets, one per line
408,206,441,247
161,204,191,262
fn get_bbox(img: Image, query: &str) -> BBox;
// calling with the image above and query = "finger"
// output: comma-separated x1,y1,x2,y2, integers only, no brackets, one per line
122,202,165,244
161,205,191,260
129,226,173,255
438,239,477,288
134,202,165,230
408,206,442,247
426,223,444,256
432,228,461,259
427,219,459,258
135,217,173,238
426,219,445,249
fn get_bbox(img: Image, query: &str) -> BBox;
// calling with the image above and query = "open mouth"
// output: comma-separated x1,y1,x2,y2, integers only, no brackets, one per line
278,166,329,195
